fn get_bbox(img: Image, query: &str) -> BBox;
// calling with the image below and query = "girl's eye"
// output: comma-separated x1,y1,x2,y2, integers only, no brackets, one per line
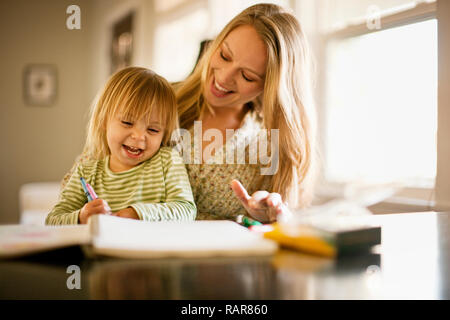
242,72,254,82
121,121,133,126
220,51,229,61
148,128,160,133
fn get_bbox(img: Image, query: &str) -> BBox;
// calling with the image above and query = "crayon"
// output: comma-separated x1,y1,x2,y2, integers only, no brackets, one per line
86,182,98,200
236,214,263,228
80,177,93,202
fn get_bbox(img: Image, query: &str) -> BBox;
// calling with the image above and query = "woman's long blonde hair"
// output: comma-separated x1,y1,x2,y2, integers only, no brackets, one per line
84,67,179,160
176,3,318,209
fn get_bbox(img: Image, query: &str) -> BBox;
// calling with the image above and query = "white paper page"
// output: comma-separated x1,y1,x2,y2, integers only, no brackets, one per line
0,224,91,258
90,215,277,258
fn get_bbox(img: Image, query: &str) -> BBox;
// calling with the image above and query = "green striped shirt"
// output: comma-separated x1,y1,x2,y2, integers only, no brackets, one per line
46,147,196,225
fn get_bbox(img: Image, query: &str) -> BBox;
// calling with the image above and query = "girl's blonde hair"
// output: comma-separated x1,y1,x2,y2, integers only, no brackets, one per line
84,67,179,159
176,4,318,209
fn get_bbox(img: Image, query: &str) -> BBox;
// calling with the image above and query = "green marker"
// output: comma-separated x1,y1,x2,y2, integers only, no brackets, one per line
236,215,263,228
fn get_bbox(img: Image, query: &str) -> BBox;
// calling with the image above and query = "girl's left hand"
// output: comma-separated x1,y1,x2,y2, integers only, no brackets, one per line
112,207,140,220
231,179,291,223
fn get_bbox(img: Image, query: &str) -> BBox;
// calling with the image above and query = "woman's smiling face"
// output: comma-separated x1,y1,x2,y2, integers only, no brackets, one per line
204,24,268,110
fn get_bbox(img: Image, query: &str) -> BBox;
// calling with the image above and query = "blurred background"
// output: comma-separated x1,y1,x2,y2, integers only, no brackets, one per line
0,0,449,224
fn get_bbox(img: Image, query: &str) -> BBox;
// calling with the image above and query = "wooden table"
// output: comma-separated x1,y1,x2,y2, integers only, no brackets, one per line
0,211,448,300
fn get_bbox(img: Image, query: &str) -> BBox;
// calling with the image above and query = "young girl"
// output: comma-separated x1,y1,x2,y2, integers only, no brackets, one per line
46,67,196,225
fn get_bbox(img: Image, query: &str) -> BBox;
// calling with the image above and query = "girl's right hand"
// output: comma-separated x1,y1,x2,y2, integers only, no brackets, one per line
79,199,112,224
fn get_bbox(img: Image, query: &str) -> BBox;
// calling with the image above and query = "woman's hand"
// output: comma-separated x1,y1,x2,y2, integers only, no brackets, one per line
112,207,139,220
79,199,112,224
231,179,291,223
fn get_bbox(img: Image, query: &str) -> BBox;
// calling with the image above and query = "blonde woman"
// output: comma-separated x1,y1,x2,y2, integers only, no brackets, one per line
175,3,317,222
63,3,317,223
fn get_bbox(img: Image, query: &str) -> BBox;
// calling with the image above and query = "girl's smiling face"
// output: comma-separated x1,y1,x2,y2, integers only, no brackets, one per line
106,107,165,172
204,24,268,111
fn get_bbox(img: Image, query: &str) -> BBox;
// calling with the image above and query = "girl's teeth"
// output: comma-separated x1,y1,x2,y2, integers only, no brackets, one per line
125,145,142,154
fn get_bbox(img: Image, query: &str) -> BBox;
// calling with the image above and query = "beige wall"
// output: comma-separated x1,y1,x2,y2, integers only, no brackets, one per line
0,0,94,223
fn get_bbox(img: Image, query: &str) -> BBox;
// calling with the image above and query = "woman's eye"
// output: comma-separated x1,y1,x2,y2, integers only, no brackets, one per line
242,72,254,82
220,51,229,61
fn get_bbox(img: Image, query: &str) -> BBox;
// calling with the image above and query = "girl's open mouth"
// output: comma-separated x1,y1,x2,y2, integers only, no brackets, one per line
123,144,143,158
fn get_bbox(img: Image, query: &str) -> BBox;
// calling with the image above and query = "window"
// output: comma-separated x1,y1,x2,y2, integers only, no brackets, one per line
324,19,437,188
153,5,209,82
301,0,441,210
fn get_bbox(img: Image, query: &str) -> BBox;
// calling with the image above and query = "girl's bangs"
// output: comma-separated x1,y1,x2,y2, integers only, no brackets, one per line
105,69,176,141
113,85,166,125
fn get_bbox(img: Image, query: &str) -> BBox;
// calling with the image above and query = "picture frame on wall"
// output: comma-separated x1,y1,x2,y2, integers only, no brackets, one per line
110,12,134,74
23,64,58,106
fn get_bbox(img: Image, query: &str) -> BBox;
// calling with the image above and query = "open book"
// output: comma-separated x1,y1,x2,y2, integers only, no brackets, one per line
0,215,278,259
